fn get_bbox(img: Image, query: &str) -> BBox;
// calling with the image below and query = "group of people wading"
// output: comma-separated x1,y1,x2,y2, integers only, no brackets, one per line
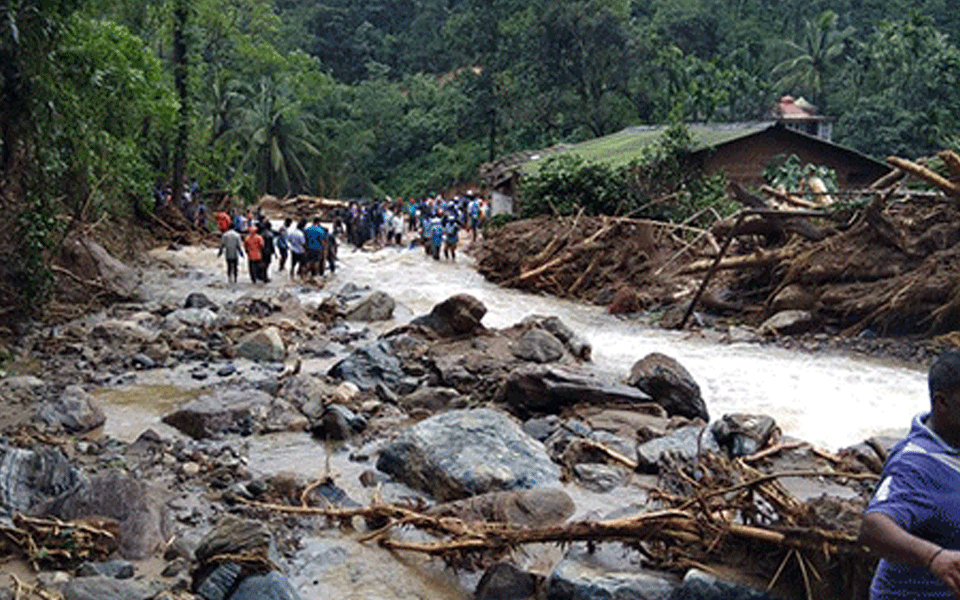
214,191,489,284
216,208,336,284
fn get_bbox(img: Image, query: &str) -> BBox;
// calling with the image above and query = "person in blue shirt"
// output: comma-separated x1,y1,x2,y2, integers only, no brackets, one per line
442,216,459,261
429,215,444,261
303,217,327,277
468,196,481,241
420,212,432,257
860,350,960,598
232,212,245,234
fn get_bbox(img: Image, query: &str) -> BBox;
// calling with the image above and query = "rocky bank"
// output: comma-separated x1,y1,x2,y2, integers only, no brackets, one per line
0,241,893,600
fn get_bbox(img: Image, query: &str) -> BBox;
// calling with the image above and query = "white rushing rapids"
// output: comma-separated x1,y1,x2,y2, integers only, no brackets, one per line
145,242,927,450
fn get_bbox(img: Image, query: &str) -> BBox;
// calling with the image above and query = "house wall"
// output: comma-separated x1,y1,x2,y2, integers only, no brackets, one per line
490,191,514,216
699,128,889,189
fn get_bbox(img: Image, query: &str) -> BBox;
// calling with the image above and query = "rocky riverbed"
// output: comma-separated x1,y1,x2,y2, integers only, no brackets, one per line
0,240,901,600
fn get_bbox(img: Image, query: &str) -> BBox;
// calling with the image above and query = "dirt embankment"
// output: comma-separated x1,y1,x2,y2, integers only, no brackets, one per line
475,191,960,347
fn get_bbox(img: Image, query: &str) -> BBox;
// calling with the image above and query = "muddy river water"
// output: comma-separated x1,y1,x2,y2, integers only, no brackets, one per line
133,242,925,450
91,241,927,598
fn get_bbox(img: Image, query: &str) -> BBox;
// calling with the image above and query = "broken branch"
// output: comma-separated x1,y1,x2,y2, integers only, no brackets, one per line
887,156,960,197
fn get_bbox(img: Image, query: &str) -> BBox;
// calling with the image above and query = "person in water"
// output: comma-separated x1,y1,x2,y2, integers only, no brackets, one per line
860,350,960,598
217,225,243,283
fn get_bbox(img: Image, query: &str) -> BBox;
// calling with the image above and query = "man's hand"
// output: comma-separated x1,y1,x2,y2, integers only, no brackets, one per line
930,549,960,598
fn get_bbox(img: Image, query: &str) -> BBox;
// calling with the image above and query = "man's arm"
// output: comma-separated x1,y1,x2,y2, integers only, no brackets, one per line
860,512,960,596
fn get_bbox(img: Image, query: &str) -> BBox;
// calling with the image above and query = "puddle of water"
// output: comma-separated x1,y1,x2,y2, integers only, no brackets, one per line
92,384,202,442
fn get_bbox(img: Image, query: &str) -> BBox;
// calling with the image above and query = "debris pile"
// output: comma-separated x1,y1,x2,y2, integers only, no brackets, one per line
242,444,877,599
475,213,697,309
0,514,120,570
476,150,960,337
258,195,347,221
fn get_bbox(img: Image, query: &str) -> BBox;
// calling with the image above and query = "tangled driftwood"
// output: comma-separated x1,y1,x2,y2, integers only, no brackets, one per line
0,514,120,570
239,447,876,599
478,149,960,337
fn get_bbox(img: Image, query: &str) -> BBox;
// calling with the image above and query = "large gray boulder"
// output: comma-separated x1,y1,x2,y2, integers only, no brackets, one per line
376,408,561,501
502,364,652,417
627,353,708,421
344,290,396,322
512,329,566,363
636,426,722,474
56,236,140,302
236,327,285,362
546,544,678,600
36,385,105,434
164,307,219,330
162,389,305,439
44,470,166,559
0,445,81,518
759,310,817,336
327,340,412,393
408,294,487,338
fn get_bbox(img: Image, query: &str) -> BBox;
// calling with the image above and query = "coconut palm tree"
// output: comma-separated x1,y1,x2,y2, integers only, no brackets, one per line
231,76,321,196
772,11,853,109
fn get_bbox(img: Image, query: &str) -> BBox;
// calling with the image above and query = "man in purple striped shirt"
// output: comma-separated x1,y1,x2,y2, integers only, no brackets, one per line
861,351,960,598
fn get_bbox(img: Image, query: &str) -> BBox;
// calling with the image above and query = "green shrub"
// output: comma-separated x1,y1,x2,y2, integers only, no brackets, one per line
516,123,735,226
762,154,838,200
517,154,639,217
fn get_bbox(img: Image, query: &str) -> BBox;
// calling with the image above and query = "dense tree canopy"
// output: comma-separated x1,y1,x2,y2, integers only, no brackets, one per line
4,0,960,318
5,0,960,314
7,0,960,206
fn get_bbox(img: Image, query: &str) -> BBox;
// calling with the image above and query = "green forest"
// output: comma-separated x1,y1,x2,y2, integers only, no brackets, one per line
3,0,960,315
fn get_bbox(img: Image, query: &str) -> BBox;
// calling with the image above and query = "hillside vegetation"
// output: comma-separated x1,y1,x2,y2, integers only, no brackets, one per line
3,0,960,319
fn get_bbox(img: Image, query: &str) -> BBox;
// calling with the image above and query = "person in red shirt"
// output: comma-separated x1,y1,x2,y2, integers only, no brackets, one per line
215,210,231,233
244,226,265,283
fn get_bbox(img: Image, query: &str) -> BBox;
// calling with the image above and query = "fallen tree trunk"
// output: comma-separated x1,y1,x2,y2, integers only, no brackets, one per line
730,183,830,242
869,168,905,190
887,156,960,197
678,248,796,275
760,185,819,209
